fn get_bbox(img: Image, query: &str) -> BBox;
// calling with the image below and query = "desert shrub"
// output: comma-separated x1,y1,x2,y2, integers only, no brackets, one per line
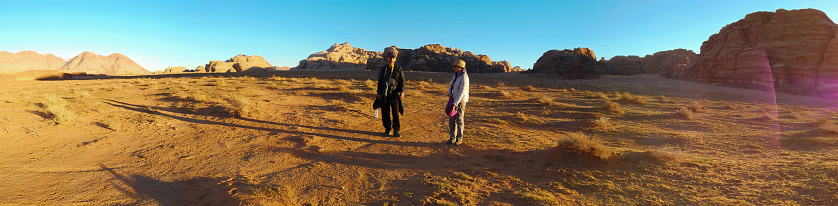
522,85,536,91
676,106,694,120
348,89,365,95
496,82,506,88
225,95,252,117
478,85,492,90
336,85,350,92
592,117,614,130
602,101,624,114
43,94,75,125
557,132,612,160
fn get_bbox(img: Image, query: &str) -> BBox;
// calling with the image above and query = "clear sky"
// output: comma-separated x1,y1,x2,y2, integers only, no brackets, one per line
2,0,836,72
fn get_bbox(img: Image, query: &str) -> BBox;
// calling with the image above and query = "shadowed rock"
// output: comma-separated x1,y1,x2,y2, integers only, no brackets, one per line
531,47,603,79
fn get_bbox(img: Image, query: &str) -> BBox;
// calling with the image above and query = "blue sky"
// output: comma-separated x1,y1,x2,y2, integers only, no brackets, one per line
2,0,836,72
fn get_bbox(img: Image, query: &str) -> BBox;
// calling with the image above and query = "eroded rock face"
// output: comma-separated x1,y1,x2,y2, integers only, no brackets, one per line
61,52,149,75
205,54,273,73
0,50,66,73
599,49,697,79
297,42,381,70
297,43,516,73
531,48,603,79
694,8,838,89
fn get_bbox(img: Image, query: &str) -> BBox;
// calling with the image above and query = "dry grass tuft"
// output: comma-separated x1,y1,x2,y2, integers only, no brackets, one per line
416,81,432,90
478,85,492,90
592,117,614,130
617,92,646,104
225,95,252,117
337,85,350,92
364,79,376,89
687,101,703,112
496,82,506,88
43,94,75,125
249,185,298,204
537,95,559,106
522,85,536,91
557,132,612,160
676,106,694,120
499,90,522,99
602,101,624,114
653,146,690,163
335,79,352,86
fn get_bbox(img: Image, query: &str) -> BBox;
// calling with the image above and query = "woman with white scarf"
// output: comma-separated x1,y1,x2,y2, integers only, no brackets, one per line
447,59,469,146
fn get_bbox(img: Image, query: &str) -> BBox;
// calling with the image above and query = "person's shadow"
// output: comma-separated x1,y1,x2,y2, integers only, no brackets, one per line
99,163,242,206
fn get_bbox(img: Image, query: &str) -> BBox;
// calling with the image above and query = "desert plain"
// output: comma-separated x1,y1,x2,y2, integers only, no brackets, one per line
0,70,836,205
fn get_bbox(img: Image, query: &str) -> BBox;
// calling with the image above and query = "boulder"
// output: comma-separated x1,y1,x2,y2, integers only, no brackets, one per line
164,66,188,73
195,66,207,73
61,52,149,75
693,8,838,90
531,48,603,79
0,50,66,73
206,60,236,73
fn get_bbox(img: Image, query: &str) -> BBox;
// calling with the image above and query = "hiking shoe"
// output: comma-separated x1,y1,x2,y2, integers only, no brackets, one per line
384,128,391,136
454,139,463,146
446,138,455,144
393,131,401,137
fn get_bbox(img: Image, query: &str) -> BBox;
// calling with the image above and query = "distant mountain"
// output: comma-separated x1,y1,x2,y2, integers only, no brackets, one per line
0,50,66,73
61,51,150,75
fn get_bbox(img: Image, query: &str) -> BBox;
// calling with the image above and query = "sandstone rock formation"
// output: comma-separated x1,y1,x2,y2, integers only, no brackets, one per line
164,66,188,73
61,52,149,75
492,60,524,72
0,50,66,73
693,8,838,90
297,42,517,73
205,54,273,73
599,49,697,78
195,66,206,73
531,48,603,79
395,44,504,73
297,42,381,70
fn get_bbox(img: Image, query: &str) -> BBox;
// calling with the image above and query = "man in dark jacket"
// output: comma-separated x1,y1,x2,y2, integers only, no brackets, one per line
377,46,405,137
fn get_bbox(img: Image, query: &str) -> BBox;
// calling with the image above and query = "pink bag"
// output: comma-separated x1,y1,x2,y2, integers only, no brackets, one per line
445,98,458,117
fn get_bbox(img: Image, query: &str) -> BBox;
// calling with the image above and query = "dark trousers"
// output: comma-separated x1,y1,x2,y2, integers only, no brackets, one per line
381,95,400,131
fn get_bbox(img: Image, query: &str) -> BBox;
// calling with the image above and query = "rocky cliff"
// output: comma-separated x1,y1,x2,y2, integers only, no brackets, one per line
61,52,149,75
599,49,697,79
0,50,66,73
297,42,517,73
693,8,838,90
531,48,603,79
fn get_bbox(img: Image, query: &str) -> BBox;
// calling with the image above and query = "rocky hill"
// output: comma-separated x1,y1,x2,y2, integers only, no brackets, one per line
61,52,149,75
0,50,66,73
693,8,838,91
599,49,697,79
297,42,518,73
531,48,603,79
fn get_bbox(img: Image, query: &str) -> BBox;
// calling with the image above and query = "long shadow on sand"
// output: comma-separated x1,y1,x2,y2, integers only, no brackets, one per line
99,163,241,206
104,99,436,148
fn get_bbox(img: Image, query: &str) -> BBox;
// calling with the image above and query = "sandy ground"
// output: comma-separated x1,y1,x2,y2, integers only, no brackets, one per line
1,71,837,205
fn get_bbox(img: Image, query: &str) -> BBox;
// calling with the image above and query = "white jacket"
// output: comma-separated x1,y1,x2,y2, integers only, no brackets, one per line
448,70,469,106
